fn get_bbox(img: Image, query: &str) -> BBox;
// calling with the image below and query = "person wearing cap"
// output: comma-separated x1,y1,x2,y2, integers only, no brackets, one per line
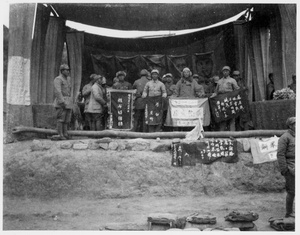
277,117,295,218
206,75,220,97
288,74,296,93
81,74,99,130
132,69,150,132
52,64,73,140
162,73,176,131
215,66,240,131
112,71,132,90
174,67,205,98
232,70,245,89
142,69,167,132
86,75,107,131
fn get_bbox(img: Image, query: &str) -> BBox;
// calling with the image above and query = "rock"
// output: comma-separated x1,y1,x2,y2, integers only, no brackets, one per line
88,141,100,150
96,137,112,143
30,140,51,151
99,143,109,150
149,141,171,152
60,141,73,149
73,143,88,150
126,138,150,151
108,142,118,150
117,141,126,151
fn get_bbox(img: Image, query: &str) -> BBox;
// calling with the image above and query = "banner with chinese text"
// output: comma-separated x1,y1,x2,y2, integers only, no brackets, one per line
171,139,238,167
107,89,135,130
249,136,279,164
145,96,163,125
165,98,211,127
209,89,249,123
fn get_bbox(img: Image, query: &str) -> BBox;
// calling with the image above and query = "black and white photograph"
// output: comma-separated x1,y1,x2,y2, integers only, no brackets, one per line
1,0,298,232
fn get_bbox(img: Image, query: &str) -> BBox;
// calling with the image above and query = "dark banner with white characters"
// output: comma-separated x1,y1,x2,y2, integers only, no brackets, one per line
107,89,135,130
171,139,238,166
209,89,249,123
145,96,164,125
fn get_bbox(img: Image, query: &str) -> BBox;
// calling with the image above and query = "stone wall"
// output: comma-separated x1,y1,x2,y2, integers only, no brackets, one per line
3,138,285,199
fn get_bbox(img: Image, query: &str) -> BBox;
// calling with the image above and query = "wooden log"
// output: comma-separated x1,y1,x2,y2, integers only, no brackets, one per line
12,126,286,139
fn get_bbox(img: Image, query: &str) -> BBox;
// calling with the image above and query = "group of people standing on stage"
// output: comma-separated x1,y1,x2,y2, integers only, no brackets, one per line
52,63,247,139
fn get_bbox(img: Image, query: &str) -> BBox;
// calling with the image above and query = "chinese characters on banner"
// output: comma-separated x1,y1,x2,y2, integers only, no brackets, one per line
165,98,211,127
249,136,279,164
171,139,238,167
198,139,237,164
107,89,135,130
145,96,163,125
209,89,249,123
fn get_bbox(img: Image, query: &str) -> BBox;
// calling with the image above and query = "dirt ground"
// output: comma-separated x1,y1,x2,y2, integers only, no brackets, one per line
1,140,291,231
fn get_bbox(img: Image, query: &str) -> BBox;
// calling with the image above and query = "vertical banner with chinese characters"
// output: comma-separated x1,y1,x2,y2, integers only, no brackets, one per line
107,89,135,130
145,96,163,125
165,98,210,127
209,89,249,123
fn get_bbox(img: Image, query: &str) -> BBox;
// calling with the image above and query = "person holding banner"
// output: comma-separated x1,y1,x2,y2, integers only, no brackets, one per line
112,71,133,90
132,69,151,132
214,66,240,131
52,64,73,140
86,75,107,131
277,117,295,218
174,67,205,98
142,69,167,132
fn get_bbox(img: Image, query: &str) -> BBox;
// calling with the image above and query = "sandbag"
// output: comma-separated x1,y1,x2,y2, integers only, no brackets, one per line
186,213,216,224
268,217,295,231
224,211,259,222
147,213,178,226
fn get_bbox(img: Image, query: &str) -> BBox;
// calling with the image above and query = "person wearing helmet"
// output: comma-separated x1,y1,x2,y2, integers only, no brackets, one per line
112,71,132,90
52,64,73,140
132,69,150,132
215,66,240,131
277,117,296,218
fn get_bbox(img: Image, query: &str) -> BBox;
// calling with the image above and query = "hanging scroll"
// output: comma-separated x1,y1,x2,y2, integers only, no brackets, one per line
107,89,135,130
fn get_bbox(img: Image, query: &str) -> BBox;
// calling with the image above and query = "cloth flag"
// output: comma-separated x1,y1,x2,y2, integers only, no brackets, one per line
165,98,211,127
209,88,249,123
249,136,279,164
107,89,135,130
145,96,163,125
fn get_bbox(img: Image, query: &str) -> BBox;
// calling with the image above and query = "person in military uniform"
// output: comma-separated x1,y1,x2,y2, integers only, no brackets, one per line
52,64,73,140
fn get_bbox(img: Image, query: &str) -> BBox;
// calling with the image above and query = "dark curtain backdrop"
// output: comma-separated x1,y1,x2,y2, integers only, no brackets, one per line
84,23,230,88
30,3,51,104
66,31,84,102
39,17,65,104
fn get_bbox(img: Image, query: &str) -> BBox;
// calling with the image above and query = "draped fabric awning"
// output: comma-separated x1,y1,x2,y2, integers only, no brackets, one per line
50,3,252,31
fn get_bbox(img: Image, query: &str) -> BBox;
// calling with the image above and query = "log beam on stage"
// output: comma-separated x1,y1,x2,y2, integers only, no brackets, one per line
12,126,286,139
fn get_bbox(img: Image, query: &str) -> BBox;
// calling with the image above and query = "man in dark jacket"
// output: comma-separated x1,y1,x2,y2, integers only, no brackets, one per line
132,69,150,132
277,117,295,218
